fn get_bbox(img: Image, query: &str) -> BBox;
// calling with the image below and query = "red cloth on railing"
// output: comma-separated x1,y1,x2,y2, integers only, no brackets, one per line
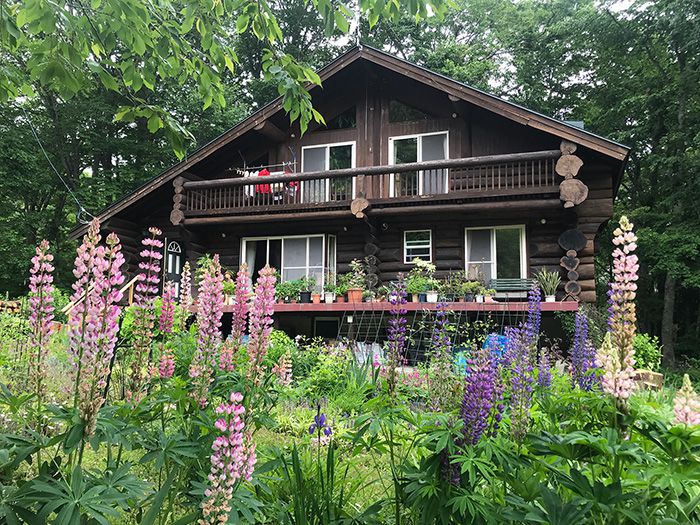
255,168,271,194
285,168,299,189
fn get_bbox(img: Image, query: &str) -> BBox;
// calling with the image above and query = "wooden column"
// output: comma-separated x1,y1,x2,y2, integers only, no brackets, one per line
557,141,588,208
170,176,185,226
558,228,587,301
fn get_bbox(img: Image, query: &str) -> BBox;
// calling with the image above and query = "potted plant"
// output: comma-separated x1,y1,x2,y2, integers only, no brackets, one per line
475,284,485,303
440,272,464,302
299,276,316,304
462,280,480,302
407,258,439,302
323,279,336,303
346,259,366,303
222,273,236,305
536,269,561,302
335,274,349,303
275,281,292,303
483,288,496,303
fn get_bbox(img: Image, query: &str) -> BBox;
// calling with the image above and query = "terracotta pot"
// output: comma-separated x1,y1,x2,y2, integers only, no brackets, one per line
336,295,346,303
411,294,419,303
347,288,363,303
311,293,321,304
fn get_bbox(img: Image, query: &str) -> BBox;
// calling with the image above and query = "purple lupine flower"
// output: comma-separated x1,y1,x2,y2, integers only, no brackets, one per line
127,227,163,404
159,281,175,334
537,350,551,389
507,327,534,442
523,283,541,350
461,345,504,445
68,224,125,435
429,302,457,412
246,266,276,387
432,302,451,356
200,392,256,525
570,309,597,390
28,240,55,403
158,347,175,379
597,216,638,407
386,276,408,399
190,255,224,408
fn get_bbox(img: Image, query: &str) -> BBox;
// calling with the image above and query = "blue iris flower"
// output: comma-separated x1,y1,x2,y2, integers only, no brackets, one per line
309,405,332,436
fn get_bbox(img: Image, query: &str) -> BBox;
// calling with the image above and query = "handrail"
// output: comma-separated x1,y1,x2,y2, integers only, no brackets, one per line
183,150,562,190
61,274,140,316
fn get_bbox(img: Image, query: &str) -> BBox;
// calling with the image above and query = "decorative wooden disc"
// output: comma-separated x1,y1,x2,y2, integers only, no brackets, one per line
170,209,184,225
560,255,580,271
560,140,578,155
555,155,584,179
351,197,370,218
564,281,582,296
559,178,588,207
558,229,587,252
364,243,380,256
566,249,577,257
567,270,579,281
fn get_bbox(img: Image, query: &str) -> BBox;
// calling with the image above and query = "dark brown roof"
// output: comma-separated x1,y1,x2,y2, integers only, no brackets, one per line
71,44,630,238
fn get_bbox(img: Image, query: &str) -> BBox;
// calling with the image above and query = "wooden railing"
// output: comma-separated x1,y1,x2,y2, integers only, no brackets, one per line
171,150,561,222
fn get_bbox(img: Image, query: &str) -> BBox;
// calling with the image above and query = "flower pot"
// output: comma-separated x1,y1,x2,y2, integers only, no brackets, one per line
336,295,346,303
311,293,321,304
464,293,475,302
411,293,419,303
323,292,335,303
347,288,363,303
299,291,312,303
426,291,438,303
475,294,484,303
277,298,285,304
545,295,556,303
418,293,427,303
458,296,465,303
484,295,495,303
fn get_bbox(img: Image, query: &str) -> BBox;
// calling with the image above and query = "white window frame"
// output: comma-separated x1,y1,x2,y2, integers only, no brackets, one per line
403,230,432,264
388,131,449,197
464,225,527,281
301,141,356,203
240,234,336,289
164,239,183,298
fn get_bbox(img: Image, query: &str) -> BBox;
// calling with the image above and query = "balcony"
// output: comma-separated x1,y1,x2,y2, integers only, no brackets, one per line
169,150,562,225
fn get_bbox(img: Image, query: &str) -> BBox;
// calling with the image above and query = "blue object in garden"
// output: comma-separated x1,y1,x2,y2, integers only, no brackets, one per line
454,351,468,375
483,333,508,358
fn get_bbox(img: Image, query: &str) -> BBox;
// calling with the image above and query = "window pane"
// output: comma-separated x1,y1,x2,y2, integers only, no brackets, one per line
309,237,323,266
283,237,307,269
467,229,492,263
421,133,447,194
496,228,522,278
282,268,306,281
467,262,492,283
329,145,352,169
394,138,418,164
405,231,431,263
269,239,282,272
303,146,326,172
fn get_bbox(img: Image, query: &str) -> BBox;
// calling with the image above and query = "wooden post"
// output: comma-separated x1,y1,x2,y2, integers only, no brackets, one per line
557,141,588,208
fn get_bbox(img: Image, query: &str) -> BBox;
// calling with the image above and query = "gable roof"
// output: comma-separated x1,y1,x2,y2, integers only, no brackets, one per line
71,44,630,238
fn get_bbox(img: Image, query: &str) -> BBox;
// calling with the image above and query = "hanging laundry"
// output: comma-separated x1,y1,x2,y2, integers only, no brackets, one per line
255,168,271,194
244,170,255,198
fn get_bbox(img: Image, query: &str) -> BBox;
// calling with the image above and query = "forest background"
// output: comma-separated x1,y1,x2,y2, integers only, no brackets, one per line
1,0,698,364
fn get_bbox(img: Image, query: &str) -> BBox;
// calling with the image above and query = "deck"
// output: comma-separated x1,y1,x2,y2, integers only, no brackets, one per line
221,300,580,313
170,150,562,225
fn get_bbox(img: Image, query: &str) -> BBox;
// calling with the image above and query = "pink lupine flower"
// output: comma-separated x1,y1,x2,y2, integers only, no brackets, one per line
200,392,256,525
597,216,638,407
28,240,55,403
159,346,175,379
674,374,700,426
159,281,176,334
179,261,193,331
127,227,163,404
190,255,224,407
246,266,276,386
272,351,293,386
230,264,251,347
68,223,125,435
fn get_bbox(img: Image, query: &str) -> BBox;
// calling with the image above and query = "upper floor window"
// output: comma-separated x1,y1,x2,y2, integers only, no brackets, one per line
465,226,526,284
325,107,356,129
389,100,430,122
404,230,432,263
301,142,355,203
389,131,448,197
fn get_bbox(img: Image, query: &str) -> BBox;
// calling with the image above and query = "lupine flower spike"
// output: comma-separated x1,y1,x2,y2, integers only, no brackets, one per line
219,264,251,372
570,309,597,390
159,347,175,379
429,302,458,412
537,350,551,389
190,255,224,408
507,327,533,442
68,222,125,435
28,240,55,406
461,344,504,445
200,392,256,525
159,281,176,334
596,216,638,409
179,261,193,331
524,283,541,350
272,351,293,386
246,266,276,386
386,277,408,399
674,374,700,426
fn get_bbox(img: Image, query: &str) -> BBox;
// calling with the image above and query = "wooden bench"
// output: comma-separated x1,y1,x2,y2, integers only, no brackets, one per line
489,278,536,300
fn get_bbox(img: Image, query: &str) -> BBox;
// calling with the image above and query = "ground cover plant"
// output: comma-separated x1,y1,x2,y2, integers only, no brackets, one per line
0,216,699,524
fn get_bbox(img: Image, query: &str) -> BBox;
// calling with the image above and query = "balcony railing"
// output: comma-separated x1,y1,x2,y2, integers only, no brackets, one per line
171,150,561,223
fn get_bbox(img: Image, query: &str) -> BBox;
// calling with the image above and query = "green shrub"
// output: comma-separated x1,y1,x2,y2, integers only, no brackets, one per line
634,332,662,371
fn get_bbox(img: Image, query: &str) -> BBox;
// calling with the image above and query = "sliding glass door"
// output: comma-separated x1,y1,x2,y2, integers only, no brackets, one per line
389,131,448,197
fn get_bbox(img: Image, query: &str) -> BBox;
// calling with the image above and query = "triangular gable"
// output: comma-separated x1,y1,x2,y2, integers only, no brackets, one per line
71,44,629,238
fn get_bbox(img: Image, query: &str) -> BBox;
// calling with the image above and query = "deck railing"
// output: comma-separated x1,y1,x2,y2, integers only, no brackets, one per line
176,150,561,219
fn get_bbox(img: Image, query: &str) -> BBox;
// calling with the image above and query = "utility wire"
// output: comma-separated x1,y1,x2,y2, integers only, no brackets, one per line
20,106,94,225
